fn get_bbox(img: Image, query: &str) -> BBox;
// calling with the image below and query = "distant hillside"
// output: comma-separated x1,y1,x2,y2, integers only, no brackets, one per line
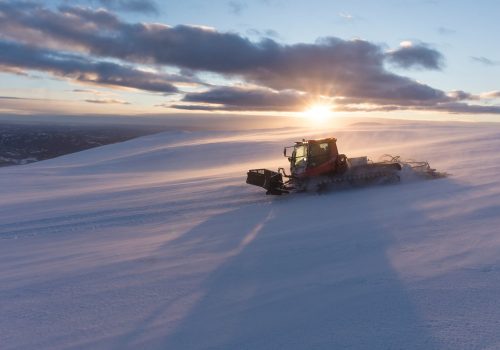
0,123,167,167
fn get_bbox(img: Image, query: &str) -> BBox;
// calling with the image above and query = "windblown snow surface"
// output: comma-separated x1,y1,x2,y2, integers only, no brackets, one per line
2,119,500,350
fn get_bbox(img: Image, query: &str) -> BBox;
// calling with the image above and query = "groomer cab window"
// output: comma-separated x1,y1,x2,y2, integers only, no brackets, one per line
293,144,307,166
309,141,330,166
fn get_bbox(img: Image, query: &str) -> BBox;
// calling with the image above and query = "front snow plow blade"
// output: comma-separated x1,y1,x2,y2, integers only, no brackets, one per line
246,169,288,195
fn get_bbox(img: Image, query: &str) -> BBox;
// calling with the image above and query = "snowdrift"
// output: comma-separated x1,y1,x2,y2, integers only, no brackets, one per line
2,119,500,350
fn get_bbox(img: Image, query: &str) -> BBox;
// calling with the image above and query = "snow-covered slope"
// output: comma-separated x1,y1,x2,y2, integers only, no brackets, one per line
2,120,500,350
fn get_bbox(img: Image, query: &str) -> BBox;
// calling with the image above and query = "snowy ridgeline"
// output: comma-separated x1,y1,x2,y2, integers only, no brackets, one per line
2,119,500,349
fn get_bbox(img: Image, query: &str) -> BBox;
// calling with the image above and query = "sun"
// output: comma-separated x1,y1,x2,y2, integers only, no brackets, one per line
303,104,333,123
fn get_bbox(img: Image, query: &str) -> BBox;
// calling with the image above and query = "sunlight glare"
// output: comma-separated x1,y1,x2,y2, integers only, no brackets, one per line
303,104,333,123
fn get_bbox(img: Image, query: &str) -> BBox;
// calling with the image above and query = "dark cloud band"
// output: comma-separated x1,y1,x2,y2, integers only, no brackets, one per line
179,87,309,111
0,40,179,93
386,43,444,70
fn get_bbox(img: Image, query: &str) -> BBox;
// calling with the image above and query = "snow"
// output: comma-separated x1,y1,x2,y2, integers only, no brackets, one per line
2,119,500,349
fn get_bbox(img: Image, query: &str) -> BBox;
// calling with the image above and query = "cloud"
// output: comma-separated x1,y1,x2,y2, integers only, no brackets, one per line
437,26,456,35
228,1,247,15
176,86,310,111
338,12,354,20
64,0,159,14
1,4,264,71
481,91,500,99
85,98,130,104
100,0,158,14
0,2,497,115
429,102,500,114
386,42,444,70
0,95,44,101
0,40,179,93
72,88,108,95
334,101,500,115
0,4,450,105
0,64,28,76
246,28,280,39
471,56,500,66
73,89,96,93
168,105,222,111
446,90,477,101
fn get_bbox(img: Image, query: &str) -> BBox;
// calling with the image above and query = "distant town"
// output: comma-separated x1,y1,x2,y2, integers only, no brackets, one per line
0,122,164,167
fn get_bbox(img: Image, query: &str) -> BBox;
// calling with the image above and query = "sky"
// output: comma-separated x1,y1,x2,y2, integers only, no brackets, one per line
0,0,499,121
